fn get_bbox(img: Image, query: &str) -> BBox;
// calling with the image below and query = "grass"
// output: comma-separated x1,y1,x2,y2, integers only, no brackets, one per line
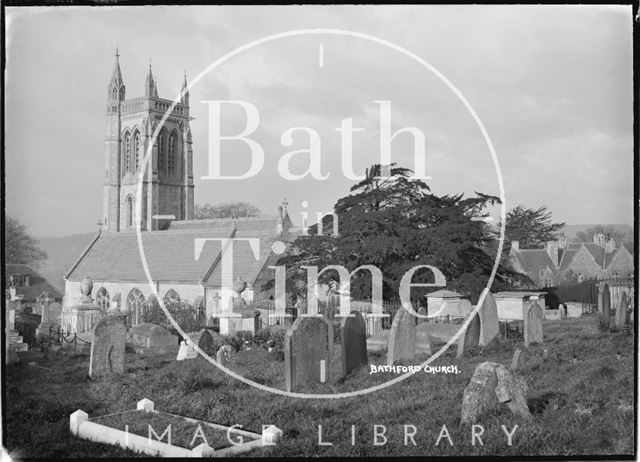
4,315,635,457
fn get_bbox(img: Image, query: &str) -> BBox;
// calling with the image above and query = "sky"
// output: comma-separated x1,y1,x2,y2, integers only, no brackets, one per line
4,5,635,238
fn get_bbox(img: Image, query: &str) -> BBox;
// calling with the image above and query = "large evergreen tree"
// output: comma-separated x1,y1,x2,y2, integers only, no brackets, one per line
499,205,565,250
271,164,524,303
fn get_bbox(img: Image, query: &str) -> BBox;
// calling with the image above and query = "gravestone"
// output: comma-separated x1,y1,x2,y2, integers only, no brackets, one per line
510,347,526,371
524,302,543,347
478,291,499,347
176,340,198,361
89,315,126,378
216,344,234,367
38,302,63,336
460,361,531,424
285,316,333,392
340,311,368,377
128,323,179,354
456,312,480,357
187,329,216,356
416,306,428,325
600,284,611,329
558,304,567,319
386,308,416,366
616,292,629,328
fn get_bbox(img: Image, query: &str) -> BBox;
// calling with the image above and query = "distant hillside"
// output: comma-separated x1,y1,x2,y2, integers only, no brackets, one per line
37,232,97,292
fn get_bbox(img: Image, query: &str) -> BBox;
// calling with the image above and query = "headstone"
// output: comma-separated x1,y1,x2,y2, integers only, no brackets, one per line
89,315,126,378
187,329,216,356
600,284,611,330
284,316,333,392
216,344,234,367
558,304,567,319
176,340,198,361
128,323,179,354
38,302,63,335
478,291,499,347
456,313,480,357
416,306,427,325
565,302,582,318
460,361,531,424
524,302,543,347
544,310,561,321
510,347,526,371
340,311,368,377
616,292,629,328
386,308,416,366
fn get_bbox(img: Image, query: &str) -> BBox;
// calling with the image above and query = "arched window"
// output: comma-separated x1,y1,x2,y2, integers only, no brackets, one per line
123,132,131,176
126,288,145,328
163,289,180,308
158,130,166,174
133,131,141,171
126,195,134,228
168,132,178,175
96,287,110,312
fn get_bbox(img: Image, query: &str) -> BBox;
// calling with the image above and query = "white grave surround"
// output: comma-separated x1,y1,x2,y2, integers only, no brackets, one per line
565,302,583,318
494,292,547,321
70,398,282,457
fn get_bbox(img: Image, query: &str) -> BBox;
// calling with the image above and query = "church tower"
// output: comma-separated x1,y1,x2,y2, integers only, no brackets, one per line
102,51,194,232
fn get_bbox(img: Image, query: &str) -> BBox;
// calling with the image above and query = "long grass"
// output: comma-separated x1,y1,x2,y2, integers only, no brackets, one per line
4,315,634,457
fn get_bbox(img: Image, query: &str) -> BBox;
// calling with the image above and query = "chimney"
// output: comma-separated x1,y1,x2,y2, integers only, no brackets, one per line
558,234,567,250
593,232,605,247
546,241,559,267
605,237,616,254
511,241,519,252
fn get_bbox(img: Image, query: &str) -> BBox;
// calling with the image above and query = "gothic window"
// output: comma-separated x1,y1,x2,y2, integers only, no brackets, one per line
158,130,166,174
163,289,180,308
168,132,178,175
96,287,110,312
126,195,134,228
123,132,131,176
126,288,145,328
133,131,141,171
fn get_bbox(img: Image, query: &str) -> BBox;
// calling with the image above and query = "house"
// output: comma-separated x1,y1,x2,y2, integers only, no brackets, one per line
509,232,634,287
5,263,63,312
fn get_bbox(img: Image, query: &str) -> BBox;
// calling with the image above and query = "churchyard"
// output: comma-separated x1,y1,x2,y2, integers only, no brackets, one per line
4,309,634,457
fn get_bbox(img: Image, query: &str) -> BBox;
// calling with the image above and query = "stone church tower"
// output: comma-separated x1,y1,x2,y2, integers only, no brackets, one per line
103,50,194,232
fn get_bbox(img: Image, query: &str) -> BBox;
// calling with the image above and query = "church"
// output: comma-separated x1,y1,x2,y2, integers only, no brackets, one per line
63,51,293,326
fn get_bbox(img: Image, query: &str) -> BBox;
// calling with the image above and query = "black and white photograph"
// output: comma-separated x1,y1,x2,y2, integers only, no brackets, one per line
2,4,637,459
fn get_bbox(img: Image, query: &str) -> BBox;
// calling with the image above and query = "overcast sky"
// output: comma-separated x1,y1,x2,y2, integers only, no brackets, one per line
5,5,634,238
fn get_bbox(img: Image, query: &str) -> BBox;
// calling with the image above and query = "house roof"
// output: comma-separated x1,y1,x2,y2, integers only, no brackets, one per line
513,249,554,276
65,216,286,285
5,264,63,302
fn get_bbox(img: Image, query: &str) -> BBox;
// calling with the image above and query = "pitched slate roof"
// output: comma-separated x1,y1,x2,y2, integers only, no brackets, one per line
5,264,63,302
66,217,287,285
512,249,555,276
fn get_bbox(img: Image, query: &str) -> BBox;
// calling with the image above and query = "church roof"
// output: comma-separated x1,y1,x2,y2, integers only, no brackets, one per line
65,217,285,285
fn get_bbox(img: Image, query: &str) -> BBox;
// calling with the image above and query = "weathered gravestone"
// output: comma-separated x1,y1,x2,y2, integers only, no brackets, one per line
456,312,480,357
460,361,531,424
89,316,126,378
128,323,179,355
340,311,368,377
387,308,416,366
510,347,527,371
615,292,629,328
187,329,216,356
285,316,333,392
176,340,198,361
216,344,234,367
524,302,543,347
600,284,611,330
38,302,63,335
478,291,499,347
